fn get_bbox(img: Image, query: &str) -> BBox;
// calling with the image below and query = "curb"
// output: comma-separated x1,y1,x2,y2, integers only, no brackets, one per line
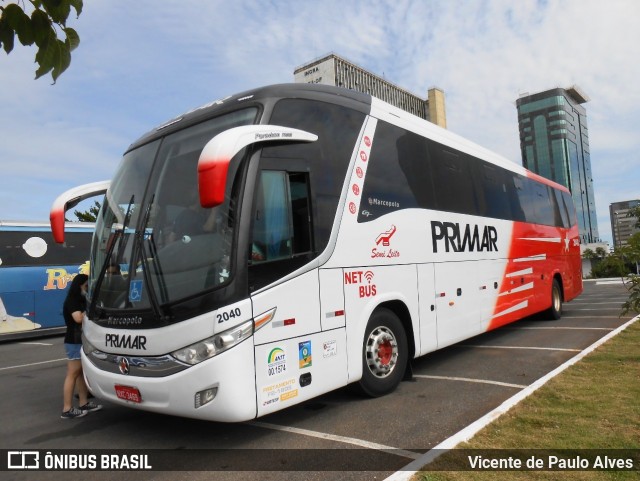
383,313,640,481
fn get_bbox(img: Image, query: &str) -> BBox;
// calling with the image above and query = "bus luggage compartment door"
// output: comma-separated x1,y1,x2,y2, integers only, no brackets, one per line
434,261,481,347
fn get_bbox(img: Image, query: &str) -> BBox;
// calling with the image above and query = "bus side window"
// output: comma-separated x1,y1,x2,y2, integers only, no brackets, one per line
249,170,313,291
429,142,479,216
552,187,569,228
250,170,312,263
478,163,510,220
532,182,555,226
561,191,578,227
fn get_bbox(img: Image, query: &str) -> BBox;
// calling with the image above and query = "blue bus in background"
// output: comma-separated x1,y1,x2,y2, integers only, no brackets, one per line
0,221,94,341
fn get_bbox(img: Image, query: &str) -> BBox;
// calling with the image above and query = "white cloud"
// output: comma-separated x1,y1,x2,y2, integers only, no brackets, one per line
0,0,638,244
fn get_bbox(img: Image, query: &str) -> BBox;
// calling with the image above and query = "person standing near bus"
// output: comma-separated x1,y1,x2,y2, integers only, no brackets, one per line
61,274,102,419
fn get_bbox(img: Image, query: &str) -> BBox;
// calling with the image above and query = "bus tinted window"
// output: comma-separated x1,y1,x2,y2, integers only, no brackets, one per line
476,163,513,220
360,120,570,228
549,186,567,228
531,182,555,226
562,191,578,227
429,141,479,216
265,99,366,251
359,122,426,222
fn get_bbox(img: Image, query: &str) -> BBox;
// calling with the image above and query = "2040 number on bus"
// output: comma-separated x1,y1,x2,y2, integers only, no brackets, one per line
217,307,242,323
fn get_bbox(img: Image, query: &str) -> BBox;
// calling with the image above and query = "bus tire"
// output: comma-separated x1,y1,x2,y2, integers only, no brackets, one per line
547,279,563,320
357,308,408,397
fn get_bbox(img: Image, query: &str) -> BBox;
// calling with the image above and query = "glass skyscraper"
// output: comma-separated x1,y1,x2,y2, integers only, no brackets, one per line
516,86,599,243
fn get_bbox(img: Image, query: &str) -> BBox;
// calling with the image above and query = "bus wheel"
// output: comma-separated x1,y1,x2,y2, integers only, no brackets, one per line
358,308,408,397
547,279,563,320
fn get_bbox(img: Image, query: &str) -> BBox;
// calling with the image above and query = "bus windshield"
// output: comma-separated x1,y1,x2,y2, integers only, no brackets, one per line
90,108,257,314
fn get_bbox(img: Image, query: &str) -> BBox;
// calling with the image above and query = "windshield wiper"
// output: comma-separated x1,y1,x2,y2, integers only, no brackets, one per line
89,195,135,317
137,195,170,322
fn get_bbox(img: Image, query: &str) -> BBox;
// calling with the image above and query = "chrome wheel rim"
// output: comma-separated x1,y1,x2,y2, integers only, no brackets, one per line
365,326,398,378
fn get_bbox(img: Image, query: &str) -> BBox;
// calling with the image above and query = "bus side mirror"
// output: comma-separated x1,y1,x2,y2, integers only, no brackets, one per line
50,180,111,243
197,125,317,208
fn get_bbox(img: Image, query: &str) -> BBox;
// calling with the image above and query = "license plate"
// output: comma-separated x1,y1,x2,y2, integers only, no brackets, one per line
115,385,142,403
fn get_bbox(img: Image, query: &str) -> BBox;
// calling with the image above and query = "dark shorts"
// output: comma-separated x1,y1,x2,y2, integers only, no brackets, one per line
64,343,82,361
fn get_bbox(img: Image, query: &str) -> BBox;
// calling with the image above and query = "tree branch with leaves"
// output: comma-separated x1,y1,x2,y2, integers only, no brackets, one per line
0,0,82,82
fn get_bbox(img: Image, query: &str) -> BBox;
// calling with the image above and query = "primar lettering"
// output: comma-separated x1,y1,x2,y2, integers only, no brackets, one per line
431,221,498,253
105,334,147,350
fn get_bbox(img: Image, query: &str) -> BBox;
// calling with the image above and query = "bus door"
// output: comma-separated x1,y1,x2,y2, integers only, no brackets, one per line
249,167,347,416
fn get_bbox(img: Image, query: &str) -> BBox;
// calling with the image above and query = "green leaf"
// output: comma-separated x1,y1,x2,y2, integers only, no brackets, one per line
0,17,15,54
41,0,71,25
64,26,79,51
31,9,53,47
51,39,71,82
2,3,29,26
69,0,83,18
3,3,34,46
34,37,57,79
34,57,53,79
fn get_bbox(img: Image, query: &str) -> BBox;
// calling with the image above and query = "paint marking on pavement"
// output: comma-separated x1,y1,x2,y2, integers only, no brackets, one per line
506,326,614,331
460,345,581,352
570,308,627,311
569,301,627,305
19,342,54,346
249,421,421,460
413,375,526,389
0,358,66,371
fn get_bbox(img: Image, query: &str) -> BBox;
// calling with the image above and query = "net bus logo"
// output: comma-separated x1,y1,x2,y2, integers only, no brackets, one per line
8,451,39,469
344,270,377,298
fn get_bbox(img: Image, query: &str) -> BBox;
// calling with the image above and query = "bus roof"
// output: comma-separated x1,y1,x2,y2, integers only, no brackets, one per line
124,82,569,195
126,83,372,153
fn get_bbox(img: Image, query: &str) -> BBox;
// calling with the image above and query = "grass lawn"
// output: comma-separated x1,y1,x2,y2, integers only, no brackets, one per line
412,317,640,480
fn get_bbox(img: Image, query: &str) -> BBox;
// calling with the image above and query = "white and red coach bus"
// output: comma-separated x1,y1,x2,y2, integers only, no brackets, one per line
50,84,582,421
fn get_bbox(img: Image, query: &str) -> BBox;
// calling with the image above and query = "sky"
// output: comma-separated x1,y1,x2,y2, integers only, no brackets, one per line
1,0,639,246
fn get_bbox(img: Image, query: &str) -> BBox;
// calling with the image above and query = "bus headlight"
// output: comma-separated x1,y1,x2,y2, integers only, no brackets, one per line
171,320,253,365
82,336,107,360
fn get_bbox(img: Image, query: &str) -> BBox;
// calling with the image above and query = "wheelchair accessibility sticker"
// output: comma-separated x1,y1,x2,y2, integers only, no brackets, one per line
129,280,143,303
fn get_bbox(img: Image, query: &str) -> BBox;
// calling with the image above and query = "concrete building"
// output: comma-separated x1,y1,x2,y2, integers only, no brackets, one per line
294,53,447,128
610,199,640,249
516,86,599,244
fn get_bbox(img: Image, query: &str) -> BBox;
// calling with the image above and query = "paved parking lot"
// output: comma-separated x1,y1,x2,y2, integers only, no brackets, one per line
1,279,635,481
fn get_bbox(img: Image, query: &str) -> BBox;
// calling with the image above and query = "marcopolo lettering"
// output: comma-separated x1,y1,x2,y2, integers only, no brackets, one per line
105,333,147,350
431,221,498,253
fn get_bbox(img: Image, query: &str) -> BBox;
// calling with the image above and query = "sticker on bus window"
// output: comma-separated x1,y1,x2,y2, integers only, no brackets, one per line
129,280,143,303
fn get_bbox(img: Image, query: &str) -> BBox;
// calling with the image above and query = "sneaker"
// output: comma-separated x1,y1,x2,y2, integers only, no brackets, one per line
61,407,87,419
80,401,103,413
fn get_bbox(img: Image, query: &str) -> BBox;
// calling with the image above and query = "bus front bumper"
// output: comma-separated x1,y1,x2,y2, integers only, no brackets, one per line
81,338,257,422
